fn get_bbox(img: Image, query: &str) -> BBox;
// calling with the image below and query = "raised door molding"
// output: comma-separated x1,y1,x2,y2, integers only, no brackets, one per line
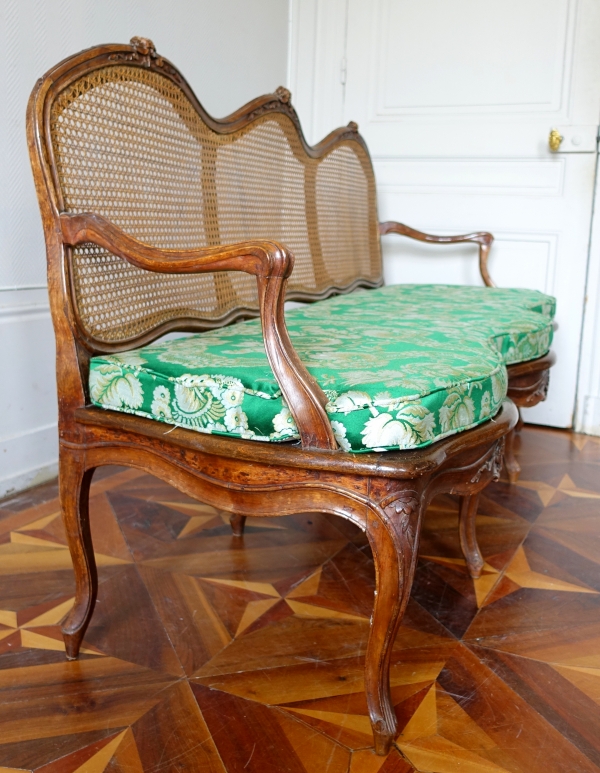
288,0,348,145
381,230,558,297
373,0,575,118
373,158,566,197
343,0,585,157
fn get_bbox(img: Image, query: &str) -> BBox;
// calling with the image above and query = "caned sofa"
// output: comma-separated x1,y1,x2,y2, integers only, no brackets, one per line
27,38,555,755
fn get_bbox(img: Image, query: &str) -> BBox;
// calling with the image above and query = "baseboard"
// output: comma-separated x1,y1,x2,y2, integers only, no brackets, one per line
0,422,59,500
0,461,59,501
0,288,59,500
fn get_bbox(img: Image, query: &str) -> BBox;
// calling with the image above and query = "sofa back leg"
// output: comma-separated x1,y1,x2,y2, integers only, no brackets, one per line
459,494,485,579
504,428,521,484
230,513,247,537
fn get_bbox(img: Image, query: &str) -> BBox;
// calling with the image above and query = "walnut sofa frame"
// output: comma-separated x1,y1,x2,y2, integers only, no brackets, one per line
378,222,555,487
28,39,521,755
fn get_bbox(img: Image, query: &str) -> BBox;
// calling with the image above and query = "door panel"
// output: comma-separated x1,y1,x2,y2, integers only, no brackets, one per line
337,0,600,427
377,1,570,112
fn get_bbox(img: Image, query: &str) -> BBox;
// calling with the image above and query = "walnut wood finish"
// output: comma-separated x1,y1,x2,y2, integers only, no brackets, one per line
2,425,599,772
28,38,519,754
459,494,485,579
62,402,514,756
379,220,496,288
379,224,557,574
456,354,557,578
59,212,336,452
504,351,557,483
507,351,556,407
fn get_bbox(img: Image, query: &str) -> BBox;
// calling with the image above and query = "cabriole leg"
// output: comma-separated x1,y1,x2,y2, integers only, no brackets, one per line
459,494,484,579
59,449,97,660
364,494,423,755
230,513,247,536
504,428,521,483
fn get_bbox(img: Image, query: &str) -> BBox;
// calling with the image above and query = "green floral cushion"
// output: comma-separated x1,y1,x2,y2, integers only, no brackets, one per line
380,284,555,365
89,284,555,453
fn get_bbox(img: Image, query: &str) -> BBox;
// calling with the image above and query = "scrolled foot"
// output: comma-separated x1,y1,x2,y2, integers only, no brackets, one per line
373,717,396,756
230,513,247,537
63,629,83,660
459,495,484,580
506,459,521,484
466,555,484,580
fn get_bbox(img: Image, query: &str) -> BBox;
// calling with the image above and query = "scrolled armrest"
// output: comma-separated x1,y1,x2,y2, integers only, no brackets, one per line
379,220,495,288
61,212,292,278
60,212,337,451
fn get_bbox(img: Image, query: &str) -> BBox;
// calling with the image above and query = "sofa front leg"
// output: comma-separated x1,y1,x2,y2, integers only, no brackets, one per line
59,448,97,660
459,494,484,579
365,491,423,755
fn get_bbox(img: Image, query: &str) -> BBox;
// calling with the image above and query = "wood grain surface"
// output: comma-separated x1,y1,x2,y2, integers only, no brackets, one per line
1,425,599,772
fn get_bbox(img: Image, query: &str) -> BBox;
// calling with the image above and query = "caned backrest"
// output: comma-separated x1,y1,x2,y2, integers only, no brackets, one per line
32,39,382,351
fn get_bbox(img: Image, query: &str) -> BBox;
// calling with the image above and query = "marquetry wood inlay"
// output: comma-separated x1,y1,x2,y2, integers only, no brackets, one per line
0,426,598,772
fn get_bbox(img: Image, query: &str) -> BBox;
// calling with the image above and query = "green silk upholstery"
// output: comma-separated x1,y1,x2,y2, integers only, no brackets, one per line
89,285,555,453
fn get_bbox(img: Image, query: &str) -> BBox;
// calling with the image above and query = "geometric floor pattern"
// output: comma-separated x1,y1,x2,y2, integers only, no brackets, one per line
1,426,600,772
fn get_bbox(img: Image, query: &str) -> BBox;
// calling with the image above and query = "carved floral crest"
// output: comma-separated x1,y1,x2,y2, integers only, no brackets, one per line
275,86,292,104
129,37,163,66
108,37,173,71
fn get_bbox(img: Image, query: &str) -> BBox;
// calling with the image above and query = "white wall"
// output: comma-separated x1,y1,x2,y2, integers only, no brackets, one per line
0,0,289,498
287,0,348,146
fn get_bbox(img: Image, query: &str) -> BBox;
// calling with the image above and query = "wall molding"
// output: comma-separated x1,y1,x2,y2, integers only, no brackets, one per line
0,287,58,499
288,0,347,145
0,422,59,499
373,157,565,197
0,302,50,322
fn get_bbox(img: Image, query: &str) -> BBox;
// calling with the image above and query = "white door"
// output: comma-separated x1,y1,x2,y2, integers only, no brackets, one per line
289,0,600,427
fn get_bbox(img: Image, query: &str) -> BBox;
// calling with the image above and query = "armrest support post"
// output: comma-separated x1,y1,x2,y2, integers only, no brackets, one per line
60,212,338,451
379,221,495,288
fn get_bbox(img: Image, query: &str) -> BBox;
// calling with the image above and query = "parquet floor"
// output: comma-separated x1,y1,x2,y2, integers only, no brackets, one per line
1,426,599,772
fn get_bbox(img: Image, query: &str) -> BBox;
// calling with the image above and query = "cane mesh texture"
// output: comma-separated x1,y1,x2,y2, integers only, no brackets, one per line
49,64,381,344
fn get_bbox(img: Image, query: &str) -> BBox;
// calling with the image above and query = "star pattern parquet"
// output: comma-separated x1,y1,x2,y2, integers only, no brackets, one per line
0,427,599,772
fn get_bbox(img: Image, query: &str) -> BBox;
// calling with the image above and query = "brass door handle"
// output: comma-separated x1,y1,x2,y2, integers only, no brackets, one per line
549,129,563,152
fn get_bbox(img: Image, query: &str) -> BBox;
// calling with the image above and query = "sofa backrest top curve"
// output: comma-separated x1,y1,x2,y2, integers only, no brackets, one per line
31,38,382,351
